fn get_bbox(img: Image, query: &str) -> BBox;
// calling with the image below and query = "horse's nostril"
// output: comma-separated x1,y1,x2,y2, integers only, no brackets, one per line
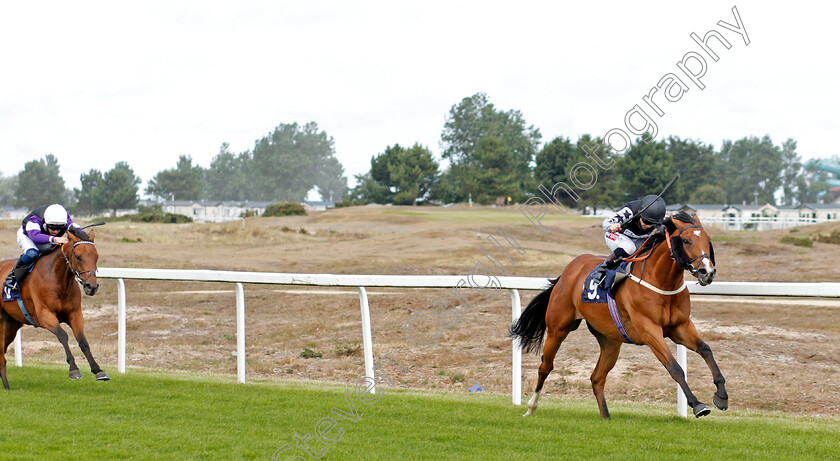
698,268,707,275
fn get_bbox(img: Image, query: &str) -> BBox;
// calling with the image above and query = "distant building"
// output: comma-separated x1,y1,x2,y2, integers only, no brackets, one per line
302,201,335,211
667,203,840,231
162,200,274,223
159,200,335,222
0,205,28,221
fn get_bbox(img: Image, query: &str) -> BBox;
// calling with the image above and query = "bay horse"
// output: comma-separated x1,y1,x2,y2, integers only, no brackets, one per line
0,230,109,390
510,211,728,418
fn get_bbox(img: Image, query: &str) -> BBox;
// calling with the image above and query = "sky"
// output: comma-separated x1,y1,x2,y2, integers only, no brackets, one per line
1,1,837,198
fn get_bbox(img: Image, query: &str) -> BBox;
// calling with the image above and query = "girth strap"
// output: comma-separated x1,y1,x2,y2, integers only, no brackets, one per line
16,299,38,326
606,293,636,344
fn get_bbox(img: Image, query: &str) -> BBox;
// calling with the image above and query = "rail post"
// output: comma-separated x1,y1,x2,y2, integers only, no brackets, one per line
510,289,522,405
236,282,246,384
357,287,375,391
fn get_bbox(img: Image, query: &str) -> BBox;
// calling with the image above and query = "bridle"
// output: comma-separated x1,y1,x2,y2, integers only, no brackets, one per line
667,224,713,276
61,240,98,286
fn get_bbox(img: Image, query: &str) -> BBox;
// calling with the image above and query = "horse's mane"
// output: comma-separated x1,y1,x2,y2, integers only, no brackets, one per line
633,211,697,263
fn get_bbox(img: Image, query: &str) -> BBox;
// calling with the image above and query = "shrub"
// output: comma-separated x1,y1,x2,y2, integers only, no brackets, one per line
300,347,322,359
780,236,813,248
262,202,307,217
814,229,840,245
333,199,355,209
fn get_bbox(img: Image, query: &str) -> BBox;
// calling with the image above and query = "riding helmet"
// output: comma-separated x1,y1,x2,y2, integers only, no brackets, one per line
44,204,69,225
639,195,666,224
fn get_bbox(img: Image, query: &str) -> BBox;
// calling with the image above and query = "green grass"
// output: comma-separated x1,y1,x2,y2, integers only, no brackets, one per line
1,364,838,460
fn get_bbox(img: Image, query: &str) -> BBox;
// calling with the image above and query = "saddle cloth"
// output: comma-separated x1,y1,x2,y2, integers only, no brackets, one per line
580,262,630,304
2,285,21,302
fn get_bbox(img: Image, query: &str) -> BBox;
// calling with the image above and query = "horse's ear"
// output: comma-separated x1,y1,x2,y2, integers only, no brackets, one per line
88,230,95,242
68,230,80,242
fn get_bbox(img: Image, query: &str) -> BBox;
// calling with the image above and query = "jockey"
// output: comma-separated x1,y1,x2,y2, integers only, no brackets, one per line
3,204,86,293
593,194,666,286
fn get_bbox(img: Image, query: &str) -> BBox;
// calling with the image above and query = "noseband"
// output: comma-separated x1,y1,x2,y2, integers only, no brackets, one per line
61,241,97,286
668,224,713,276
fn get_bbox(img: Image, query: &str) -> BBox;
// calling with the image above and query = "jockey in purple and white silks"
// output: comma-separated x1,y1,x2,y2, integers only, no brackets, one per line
3,204,86,293
593,195,666,286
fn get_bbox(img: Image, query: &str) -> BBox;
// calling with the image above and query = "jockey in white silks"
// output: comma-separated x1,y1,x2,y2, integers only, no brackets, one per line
593,195,666,286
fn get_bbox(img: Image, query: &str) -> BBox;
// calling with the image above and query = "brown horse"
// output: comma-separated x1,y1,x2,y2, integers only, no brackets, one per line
0,230,109,390
510,211,727,418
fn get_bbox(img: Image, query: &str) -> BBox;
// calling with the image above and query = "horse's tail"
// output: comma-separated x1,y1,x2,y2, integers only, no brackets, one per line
509,277,559,354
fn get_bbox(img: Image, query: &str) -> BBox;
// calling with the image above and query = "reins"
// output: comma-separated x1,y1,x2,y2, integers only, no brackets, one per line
60,240,97,286
619,222,708,296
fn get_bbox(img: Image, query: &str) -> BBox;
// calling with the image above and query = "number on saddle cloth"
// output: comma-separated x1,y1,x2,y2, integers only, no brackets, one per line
581,261,631,304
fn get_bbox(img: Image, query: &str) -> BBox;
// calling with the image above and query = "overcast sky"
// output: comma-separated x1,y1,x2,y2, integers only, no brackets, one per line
1,1,837,197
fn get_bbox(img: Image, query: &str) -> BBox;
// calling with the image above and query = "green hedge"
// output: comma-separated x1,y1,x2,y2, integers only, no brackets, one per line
262,202,307,217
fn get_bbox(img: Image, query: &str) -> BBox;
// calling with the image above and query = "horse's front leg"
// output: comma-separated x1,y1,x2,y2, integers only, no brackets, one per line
67,309,109,381
669,320,728,410
638,321,711,417
39,313,82,379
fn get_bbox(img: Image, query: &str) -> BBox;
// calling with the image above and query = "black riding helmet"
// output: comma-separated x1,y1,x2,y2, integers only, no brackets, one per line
639,195,666,224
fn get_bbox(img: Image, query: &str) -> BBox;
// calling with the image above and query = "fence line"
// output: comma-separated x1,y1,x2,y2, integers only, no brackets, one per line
12,268,840,417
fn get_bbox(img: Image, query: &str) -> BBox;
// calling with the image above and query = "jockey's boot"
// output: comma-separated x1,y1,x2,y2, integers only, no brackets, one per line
3,257,30,292
594,251,626,288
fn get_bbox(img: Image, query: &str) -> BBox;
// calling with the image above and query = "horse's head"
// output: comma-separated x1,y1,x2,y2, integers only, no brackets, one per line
665,211,716,286
65,230,99,296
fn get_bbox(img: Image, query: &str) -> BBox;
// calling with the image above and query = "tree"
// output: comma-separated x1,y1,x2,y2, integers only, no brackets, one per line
205,143,253,201
796,160,828,205
779,138,801,206
15,154,67,208
100,162,140,215
351,143,439,205
534,136,578,208
75,170,106,215
146,155,205,201
717,135,783,205
348,172,391,204
617,138,675,203
688,184,727,204
457,137,518,204
440,93,541,201
250,122,338,202
316,156,348,202
0,172,18,205
666,136,718,204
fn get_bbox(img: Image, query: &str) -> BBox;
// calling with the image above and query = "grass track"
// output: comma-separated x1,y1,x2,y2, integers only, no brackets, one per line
1,364,838,460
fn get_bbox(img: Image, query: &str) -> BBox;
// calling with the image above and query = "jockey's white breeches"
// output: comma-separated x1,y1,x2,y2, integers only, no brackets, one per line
604,232,645,256
16,227,51,253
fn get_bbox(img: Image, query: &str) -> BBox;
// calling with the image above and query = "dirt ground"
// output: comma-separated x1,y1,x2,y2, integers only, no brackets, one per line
2,206,839,416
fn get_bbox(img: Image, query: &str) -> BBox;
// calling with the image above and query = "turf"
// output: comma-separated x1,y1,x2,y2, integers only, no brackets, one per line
1,364,837,460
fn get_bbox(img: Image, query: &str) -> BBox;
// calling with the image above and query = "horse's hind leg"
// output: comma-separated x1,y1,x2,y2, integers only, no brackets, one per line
67,309,109,381
1,312,22,390
669,321,728,410
524,318,581,417
587,323,622,419
1,312,20,390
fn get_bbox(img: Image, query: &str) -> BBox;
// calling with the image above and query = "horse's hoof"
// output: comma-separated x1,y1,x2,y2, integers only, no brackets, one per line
95,371,110,381
713,394,728,411
693,403,711,418
69,370,83,380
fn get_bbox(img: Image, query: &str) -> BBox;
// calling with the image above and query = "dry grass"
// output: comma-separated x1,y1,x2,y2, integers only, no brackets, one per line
2,205,840,415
